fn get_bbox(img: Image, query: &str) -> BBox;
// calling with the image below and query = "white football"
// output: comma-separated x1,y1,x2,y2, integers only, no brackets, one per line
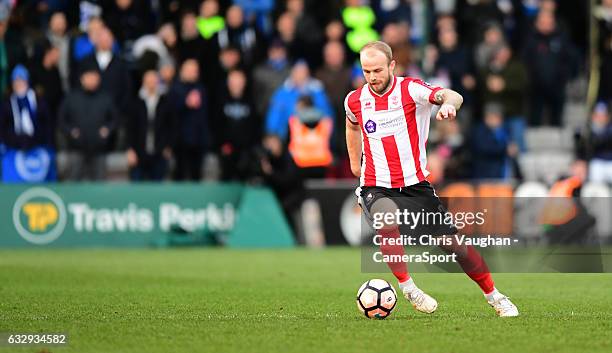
356,279,397,319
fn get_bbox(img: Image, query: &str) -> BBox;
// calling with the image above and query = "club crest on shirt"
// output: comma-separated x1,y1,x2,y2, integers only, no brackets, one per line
365,120,377,133
390,95,401,108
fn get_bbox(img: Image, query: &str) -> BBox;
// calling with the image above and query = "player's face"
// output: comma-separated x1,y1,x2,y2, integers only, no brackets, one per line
360,49,395,95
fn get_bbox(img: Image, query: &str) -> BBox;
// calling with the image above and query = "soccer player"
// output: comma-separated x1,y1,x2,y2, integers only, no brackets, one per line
345,41,519,317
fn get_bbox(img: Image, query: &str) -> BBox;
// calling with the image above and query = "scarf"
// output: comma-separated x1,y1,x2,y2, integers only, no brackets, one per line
10,89,37,137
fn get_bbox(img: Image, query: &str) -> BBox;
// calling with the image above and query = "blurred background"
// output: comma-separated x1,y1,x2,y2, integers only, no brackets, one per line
0,0,611,246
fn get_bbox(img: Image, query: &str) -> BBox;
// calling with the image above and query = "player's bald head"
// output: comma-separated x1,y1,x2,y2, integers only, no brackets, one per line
359,41,396,94
360,41,393,65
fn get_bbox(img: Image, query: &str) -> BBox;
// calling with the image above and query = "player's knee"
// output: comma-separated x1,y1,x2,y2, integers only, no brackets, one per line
371,198,399,232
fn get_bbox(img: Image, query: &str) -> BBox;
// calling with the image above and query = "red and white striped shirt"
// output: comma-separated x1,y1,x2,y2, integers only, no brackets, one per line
344,76,442,188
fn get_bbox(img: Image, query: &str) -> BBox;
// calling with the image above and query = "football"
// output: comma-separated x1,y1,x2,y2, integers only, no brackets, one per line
356,279,397,319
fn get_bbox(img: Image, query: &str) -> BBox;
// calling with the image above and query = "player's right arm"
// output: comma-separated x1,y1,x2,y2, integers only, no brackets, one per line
346,118,362,177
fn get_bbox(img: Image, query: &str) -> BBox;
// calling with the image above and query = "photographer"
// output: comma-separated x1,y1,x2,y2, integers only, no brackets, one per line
257,134,305,232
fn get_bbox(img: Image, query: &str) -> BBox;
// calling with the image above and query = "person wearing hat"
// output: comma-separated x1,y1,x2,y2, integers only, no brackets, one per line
58,63,119,181
0,64,53,151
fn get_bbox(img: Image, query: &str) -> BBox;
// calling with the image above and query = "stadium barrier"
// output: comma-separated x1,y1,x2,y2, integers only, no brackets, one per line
1,183,295,248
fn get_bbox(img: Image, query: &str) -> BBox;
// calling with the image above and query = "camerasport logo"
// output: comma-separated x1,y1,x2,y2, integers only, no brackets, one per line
13,188,67,245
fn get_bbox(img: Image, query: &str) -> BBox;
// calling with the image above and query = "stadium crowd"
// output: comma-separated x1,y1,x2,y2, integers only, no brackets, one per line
0,0,610,187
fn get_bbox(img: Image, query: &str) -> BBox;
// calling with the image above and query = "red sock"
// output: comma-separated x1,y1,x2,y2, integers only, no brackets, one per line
456,245,495,294
379,228,410,283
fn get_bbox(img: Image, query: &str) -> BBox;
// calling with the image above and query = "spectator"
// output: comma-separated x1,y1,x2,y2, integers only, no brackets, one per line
342,0,379,55
159,62,176,93
206,46,243,131
276,12,299,62
259,134,304,231
596,0,612,102
196,0,225,40
46,12,71,92
58,65,119,181
479,45,528,151
170,59,209,181
265,60,334,140
217,5,262,68
324,19,346,44
315,41,351,155
381,21,412,72
80,27,132,117
287,96,333,179
474,22,507,71
0,4,27,95
522,9,576,126
596,0,612,52
178,11,205,63
30,41,65,123
435,25,476,107
103,0,152,46
471,103,518,179
575,103,612,183
127,70,176,181
0,65,56,182
372,0,411,28
1,65,53,150
252,39,290,120
350,61,366,89
195,1,224,80
157,23,180,65
287,0,324,67
218,69,257,181
233,0,275,35
456,0,504,46
131,24,177,73
430,120,470,182
71,16,104,64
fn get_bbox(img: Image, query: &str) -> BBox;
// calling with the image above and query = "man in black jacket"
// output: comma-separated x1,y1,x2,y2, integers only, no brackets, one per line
58,64,119,181
217,69,256,181
79,27,132,122
127,70,176,181
170,59,209,181
522,9,577,126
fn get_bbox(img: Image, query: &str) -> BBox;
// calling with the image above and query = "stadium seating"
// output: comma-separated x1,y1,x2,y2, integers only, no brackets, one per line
580,182,612,240
518,152,573,185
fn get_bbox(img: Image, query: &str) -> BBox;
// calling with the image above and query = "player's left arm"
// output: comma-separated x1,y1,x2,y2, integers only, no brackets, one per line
433,89,464,121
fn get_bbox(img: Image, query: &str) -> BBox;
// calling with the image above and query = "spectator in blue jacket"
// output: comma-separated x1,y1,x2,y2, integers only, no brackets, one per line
265,60,334,140
471,103,518,180
233,0,274,35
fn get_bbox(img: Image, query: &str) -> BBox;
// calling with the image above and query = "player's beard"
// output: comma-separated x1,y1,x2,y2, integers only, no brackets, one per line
371,74,392,95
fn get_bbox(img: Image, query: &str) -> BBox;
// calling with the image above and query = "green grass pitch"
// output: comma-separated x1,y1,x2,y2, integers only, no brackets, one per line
1,248,611,353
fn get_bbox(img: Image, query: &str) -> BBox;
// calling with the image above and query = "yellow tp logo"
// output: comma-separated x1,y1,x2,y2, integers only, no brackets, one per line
22,203,59,232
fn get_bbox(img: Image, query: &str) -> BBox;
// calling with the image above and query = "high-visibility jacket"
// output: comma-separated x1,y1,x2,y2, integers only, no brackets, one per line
540,176,582,225
288,117,333,168
196,16,225,40
342,6,379,53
